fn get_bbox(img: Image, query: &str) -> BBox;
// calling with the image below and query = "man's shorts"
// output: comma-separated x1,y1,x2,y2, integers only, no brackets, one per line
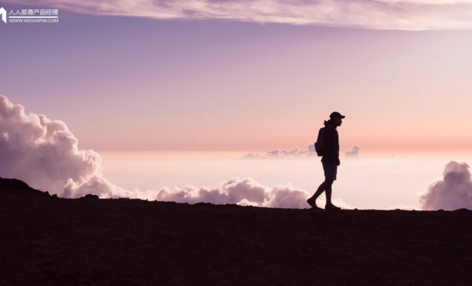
322,161,338,180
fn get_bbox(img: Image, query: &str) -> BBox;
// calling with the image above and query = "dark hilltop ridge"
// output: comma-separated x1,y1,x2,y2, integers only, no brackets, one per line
1,177,472,286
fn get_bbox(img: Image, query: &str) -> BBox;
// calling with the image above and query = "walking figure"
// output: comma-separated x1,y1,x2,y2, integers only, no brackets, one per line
307,111,345,210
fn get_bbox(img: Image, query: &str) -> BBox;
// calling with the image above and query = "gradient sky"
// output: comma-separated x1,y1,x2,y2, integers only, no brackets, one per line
1,0,472,155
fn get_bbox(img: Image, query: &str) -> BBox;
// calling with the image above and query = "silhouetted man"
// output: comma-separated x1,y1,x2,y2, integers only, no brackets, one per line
307,111,345,210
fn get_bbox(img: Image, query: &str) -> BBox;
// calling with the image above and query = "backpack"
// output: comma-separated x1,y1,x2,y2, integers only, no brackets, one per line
314,127,326,156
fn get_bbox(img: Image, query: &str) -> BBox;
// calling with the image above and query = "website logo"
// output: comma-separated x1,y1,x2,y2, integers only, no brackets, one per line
1,8,59,24
0,7,7,24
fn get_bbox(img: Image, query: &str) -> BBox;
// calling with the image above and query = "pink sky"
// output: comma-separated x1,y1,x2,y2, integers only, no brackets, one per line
1,1,472,155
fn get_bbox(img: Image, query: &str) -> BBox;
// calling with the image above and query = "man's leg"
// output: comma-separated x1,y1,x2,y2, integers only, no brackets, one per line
310,179,334,202
323,162,339,208
324,179,334,205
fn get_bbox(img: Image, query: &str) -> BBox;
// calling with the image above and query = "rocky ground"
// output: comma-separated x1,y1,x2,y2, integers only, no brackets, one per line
1,176,472,285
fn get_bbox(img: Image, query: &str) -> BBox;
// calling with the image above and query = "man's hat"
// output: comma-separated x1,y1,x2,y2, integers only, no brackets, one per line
329,111,346,119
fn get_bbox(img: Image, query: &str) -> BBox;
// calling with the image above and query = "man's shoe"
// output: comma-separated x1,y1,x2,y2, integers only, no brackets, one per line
325,203,341,210
307,199,321,209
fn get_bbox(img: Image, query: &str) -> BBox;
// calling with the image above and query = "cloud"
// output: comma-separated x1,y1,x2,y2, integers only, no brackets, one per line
157,177,314,208
4,0,472,30
0,94,152,199
157,176,354,209
420,160,472,210
243,144,362,160
1,94,352,208
243,144,317,159
344,145,360,157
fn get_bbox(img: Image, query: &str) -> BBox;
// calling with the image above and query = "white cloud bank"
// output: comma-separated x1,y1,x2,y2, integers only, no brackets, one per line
157,177,353,209
0,94,352,208
4,0,472,30
420,161,472,210
158,177,310,208
0,94,147,199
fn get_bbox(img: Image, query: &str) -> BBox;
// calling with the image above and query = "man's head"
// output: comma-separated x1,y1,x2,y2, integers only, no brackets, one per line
329,111,345,127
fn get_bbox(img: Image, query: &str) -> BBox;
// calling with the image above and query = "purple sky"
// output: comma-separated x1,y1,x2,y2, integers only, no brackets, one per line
1,1,472,154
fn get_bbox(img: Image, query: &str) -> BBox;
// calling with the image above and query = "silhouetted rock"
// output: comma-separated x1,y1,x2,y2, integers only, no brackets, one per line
454,208,470,212
0,177,50,196
79,194,99,200
194,202,215,206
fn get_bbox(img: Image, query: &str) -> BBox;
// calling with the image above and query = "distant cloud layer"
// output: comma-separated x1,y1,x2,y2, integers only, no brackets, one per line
0,94,352,208
420,161,472,210
345,146,360,157
244,145,360,159
4,0,472,30
243,145,316,159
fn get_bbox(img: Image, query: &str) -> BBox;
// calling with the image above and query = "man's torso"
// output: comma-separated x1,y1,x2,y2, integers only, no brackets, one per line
321,124,339,164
